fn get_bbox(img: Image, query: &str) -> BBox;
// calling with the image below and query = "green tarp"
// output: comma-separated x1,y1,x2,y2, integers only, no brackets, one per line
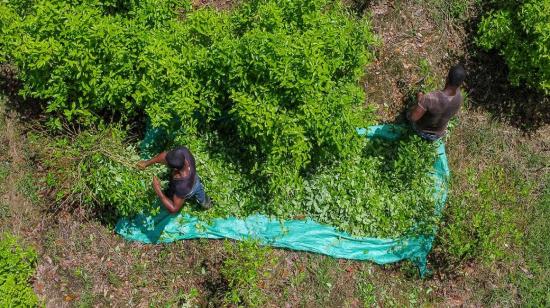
115,124,450,275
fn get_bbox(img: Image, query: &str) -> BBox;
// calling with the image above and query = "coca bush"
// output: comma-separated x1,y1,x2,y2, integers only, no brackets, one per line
477,0,550,93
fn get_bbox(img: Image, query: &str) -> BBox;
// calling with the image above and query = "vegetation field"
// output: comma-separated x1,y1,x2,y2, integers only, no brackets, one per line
1,0,443,238
0,0,548,306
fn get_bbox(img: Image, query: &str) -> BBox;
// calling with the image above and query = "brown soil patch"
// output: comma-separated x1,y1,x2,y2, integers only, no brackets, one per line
0,108,38,237
191,0,240,10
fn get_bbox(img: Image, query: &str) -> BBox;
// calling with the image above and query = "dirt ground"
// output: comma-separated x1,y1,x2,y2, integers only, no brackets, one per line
363,0,467,122
1,0,548,307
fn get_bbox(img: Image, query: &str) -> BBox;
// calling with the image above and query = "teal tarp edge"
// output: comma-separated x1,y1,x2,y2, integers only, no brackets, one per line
115,124,450,276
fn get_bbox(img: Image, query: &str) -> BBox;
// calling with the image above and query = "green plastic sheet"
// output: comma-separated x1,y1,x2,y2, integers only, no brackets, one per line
115,124,450,275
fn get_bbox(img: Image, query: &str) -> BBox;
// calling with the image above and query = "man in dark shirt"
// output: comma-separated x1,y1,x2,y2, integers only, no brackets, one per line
138,147,211,213
408,64,466,141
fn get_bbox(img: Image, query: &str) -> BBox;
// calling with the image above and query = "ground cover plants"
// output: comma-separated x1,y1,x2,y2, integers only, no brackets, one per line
221,240,276,306
2,0,441,239
0,233,39,307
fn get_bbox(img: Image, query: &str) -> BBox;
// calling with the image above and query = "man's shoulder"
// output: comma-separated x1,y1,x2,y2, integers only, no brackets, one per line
425,91,441,100
419,91,438,109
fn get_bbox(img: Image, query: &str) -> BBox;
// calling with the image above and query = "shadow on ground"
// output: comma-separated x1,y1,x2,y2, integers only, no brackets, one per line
0,64,41,119
459,2,549,134
463,48,549,134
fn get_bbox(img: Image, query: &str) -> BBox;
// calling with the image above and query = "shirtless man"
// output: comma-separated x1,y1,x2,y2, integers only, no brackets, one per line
408,64,466,141
138,147,212,213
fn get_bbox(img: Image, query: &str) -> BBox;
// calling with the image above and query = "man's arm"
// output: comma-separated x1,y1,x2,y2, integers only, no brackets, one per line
408,104,426,122
138,152,167,170
407,92,427,123
152,176,185,213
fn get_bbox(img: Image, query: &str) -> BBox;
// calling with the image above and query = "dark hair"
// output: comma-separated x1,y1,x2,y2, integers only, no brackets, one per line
448,64,466,87
166,149,185,170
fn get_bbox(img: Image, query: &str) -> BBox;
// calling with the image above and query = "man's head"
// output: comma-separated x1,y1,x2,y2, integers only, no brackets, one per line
166,149,185,170
447,64,466,87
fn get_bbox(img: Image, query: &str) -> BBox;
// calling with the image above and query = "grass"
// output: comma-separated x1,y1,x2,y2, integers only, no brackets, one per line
159,288,200,307
308,257,337,304
417,0,474,24
516,178,550,305
221,240,276,306
357,277,377,307
73,267,95,307
438,165,525,264
434,114,549,305
0,162,9,219
16,173,41,205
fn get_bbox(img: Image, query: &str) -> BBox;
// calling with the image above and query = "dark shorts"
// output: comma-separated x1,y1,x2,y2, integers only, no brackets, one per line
166,176,207,206
416,130,441,142
412,125,443,142
185,176,207,205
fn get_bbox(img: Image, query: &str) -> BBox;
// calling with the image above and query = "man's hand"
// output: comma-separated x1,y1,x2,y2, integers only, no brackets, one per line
417,92,424,102
137,152,168,170
151,176,185,214
137,161,148,170
145,150,191,215
152,176,162,194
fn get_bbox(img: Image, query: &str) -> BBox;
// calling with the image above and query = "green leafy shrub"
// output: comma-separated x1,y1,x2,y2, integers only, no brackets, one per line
5,0,441,237
0,0,377,191
2,1,150,126
0,5,17,62
29,127,161,220
0,233,39,307
477,0,550,93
